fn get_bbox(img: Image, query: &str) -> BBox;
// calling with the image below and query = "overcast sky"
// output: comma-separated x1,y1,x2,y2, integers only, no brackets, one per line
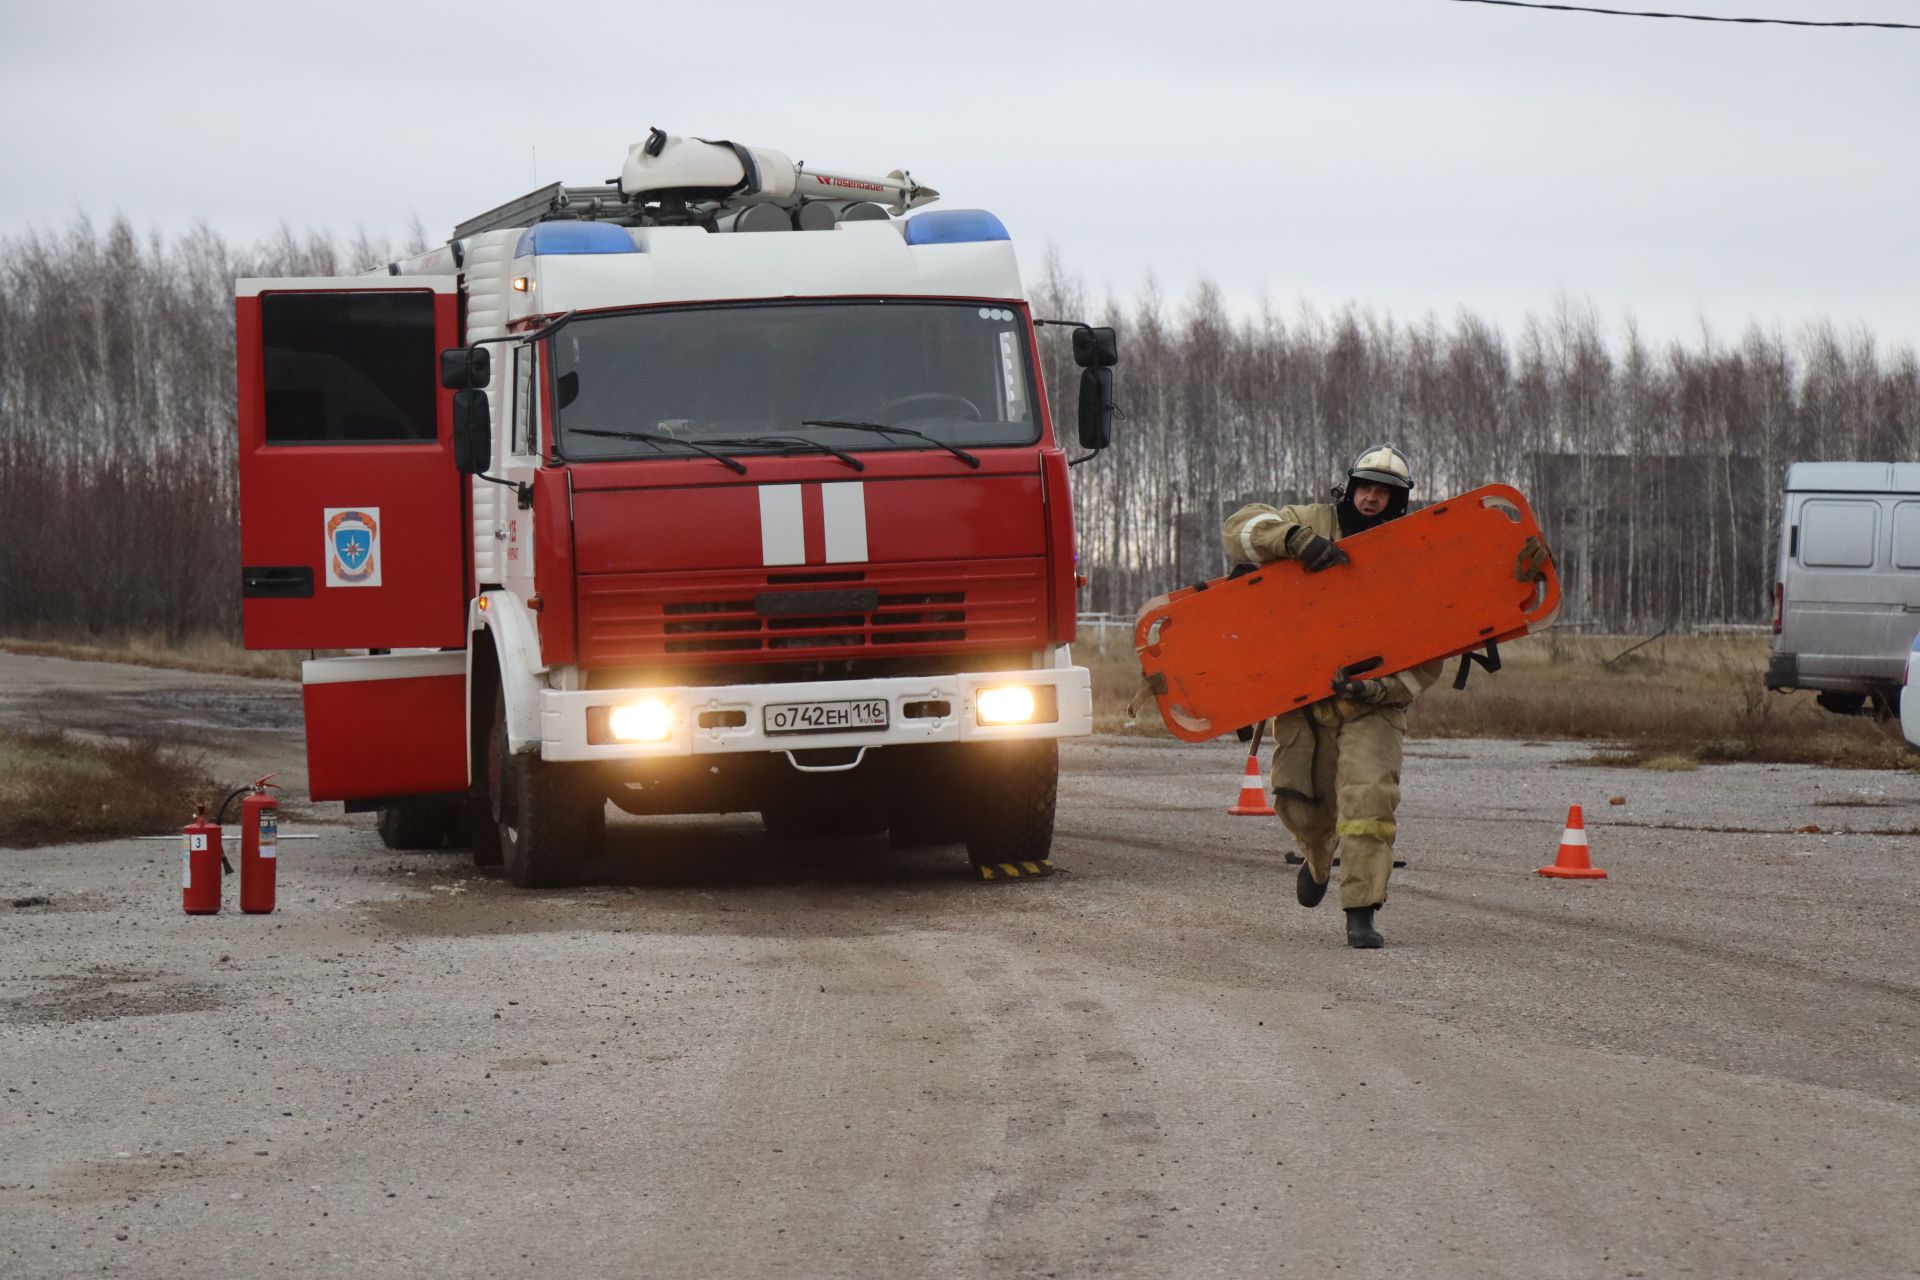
4,0,1915,350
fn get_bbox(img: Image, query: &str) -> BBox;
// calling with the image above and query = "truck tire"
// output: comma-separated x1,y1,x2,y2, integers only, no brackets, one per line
461,796,503,867
962,740,1059,867
489,697,605,888
375,799,454,850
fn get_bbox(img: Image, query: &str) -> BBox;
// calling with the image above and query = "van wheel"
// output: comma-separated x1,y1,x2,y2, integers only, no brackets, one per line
962,741,1059,867
489,696,605,887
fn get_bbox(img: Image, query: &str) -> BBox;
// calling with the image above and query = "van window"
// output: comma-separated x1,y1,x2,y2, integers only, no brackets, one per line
1893,502,1920,570
1799,500,1877,569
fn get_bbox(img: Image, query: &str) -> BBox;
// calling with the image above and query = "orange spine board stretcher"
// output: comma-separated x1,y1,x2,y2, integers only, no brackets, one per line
1133,484,1561,742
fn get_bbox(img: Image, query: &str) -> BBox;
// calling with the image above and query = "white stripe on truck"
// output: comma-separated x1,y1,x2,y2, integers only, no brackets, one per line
759,485,805,566
821,482,868,563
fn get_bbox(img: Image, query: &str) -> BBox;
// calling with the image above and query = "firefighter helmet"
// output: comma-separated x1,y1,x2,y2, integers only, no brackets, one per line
1348,444,1413,492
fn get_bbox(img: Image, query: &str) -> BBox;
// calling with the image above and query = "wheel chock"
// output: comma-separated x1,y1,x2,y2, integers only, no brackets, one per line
976,860,1056,881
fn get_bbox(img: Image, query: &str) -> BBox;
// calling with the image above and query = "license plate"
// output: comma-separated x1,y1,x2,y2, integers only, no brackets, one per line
763,699,889,735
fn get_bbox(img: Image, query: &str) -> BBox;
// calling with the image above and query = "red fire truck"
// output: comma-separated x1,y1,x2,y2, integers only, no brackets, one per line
237,132,1116,886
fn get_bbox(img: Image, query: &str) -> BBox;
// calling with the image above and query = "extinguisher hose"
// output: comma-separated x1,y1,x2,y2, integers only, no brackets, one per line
213,787,252,827
212,785,251,874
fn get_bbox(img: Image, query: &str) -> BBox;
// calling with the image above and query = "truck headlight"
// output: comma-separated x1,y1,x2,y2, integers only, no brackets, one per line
607,699,673,742
977,686,1038,726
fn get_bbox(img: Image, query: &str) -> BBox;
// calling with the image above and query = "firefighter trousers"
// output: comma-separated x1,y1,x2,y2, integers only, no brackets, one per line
1267,701,1406,910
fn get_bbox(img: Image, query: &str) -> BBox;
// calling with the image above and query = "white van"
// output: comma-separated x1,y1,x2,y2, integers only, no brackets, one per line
1766,461,1920,716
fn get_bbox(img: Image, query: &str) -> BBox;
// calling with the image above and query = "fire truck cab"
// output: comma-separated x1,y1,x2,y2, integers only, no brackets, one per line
236,132,1116,886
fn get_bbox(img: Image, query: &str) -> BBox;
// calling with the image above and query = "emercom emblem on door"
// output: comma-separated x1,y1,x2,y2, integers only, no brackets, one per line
324,508,382,587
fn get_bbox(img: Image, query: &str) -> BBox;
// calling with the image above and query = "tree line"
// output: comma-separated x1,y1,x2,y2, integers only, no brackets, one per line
0,217,416,642
1030,255,1919,630
1,216,1913,643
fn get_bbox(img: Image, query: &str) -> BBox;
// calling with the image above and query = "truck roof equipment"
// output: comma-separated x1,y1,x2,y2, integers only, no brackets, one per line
453,129,938,240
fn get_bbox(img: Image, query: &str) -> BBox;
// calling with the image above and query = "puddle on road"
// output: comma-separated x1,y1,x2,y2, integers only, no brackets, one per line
1,966,230,1026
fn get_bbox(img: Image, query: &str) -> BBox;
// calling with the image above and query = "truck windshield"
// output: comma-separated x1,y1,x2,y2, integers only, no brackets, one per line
551,301,1039,462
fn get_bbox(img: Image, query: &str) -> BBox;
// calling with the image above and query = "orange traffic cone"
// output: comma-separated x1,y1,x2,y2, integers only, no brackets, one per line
1539,804,1607,879
1229,753,1276,817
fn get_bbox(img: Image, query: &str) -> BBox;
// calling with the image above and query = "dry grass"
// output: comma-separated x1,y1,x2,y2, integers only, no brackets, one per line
0,728,219,847
0,634,302,680
1082,627,1918,771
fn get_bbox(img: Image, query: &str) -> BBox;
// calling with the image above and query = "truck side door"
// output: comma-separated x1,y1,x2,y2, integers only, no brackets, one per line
237,278,468,649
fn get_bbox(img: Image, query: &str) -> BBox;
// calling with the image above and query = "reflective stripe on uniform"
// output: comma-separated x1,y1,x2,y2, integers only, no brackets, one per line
1238,513,1282,564
1336,818,1397,840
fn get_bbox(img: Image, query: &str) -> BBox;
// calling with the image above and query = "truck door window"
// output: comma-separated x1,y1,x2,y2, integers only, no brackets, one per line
1799,501,1877,569
1893,502,1920,570
511,345,535,456
261,293,436,445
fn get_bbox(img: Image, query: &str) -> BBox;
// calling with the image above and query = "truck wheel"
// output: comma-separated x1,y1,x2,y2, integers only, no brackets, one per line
489,697,605,888
962,740,1059,867
1816,692,1867,716
375,799,453,850
460,796,502,867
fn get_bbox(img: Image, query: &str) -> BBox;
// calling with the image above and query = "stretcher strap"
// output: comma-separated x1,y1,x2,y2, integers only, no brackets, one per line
1452,637,1502,690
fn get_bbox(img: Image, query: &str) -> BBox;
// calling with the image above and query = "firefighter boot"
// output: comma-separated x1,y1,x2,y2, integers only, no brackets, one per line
1345,906,1384,949
1297,860,1329,908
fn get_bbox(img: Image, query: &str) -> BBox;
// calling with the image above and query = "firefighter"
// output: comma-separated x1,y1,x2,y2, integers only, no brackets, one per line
1221,445,1444,949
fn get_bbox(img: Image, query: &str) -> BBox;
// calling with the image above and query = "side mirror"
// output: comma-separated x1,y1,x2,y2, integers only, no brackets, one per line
1071,325,1119,369
452,390,492,474
1077,367,1114,452
440,345,491,390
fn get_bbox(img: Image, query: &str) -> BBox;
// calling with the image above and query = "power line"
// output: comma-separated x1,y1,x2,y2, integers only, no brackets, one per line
1447,0,1920,28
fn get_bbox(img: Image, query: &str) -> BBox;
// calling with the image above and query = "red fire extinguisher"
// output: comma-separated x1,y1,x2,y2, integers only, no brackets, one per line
239,773,279,915
182,804,223,915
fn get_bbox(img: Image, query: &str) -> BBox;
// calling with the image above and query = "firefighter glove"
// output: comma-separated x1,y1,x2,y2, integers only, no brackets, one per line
1298,533,1350,573
1516,534,1553,582
1333,676,1393,705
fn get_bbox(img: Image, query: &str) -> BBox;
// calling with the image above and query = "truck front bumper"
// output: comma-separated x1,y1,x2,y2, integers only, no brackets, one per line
538,666,1093,762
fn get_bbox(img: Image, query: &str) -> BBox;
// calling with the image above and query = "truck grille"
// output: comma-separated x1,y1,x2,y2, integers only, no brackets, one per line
576,558,1049,668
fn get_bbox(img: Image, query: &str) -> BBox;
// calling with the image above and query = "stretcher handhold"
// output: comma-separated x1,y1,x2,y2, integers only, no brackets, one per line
1134,484,1560,742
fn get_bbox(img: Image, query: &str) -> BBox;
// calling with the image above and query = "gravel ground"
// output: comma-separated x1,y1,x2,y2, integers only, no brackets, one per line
2,654,1917,1279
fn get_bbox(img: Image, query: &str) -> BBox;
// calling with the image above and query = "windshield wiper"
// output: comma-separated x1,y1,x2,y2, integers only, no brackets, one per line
799,419,982,469
707,435,865,472
568,428,748,475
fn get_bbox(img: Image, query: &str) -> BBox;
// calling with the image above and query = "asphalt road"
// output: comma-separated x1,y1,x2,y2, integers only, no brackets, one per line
3,655,1918,1278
